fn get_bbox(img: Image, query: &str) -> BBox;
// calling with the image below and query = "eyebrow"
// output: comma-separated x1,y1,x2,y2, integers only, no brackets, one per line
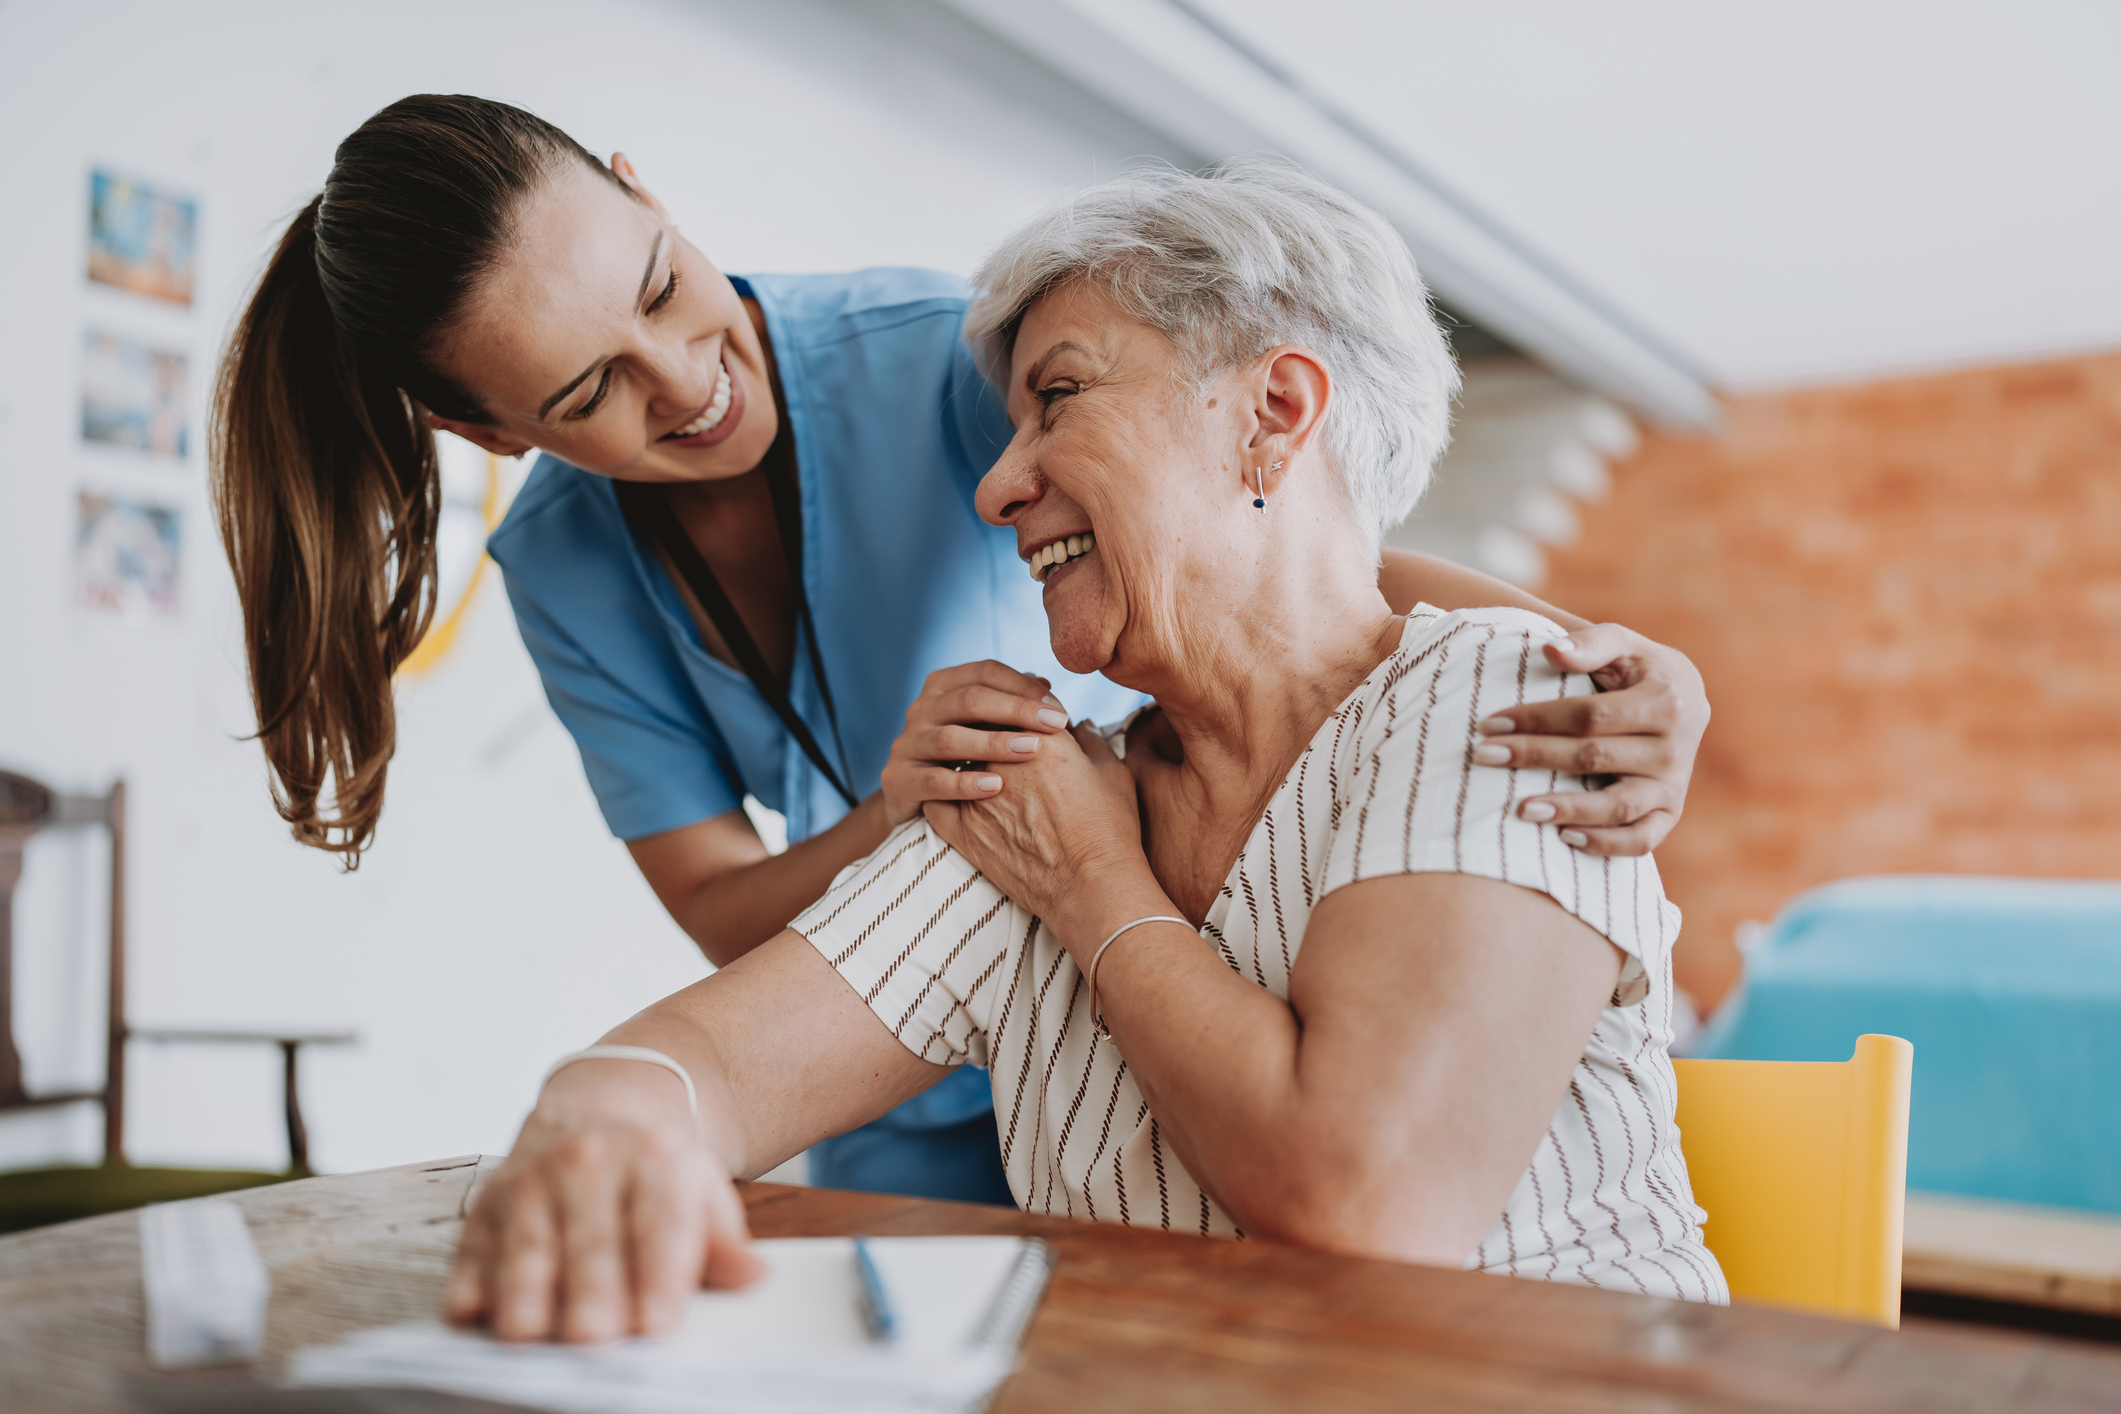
1020,340,1089,396
537,230,667,422
635,229,666,308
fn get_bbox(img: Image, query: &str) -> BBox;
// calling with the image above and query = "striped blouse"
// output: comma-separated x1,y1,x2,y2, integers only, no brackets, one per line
791,605,1728,1302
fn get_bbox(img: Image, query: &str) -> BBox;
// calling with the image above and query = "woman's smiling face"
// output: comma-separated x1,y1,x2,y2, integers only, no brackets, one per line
977,281,1244,677
430,158,778,484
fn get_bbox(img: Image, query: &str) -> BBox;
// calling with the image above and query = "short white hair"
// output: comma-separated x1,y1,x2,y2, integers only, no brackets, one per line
965,159,1458,551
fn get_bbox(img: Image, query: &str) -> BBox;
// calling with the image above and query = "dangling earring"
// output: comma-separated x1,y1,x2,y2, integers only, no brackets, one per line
1252,460,1283,509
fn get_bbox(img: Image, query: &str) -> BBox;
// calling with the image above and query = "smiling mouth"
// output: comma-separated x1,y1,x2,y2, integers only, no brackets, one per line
1028,531,1095,583
662,357,733,440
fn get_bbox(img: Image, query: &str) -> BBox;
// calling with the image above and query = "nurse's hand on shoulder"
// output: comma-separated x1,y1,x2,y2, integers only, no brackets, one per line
1469,623,1711,858
880,661,1075,827
446,1064,761,1343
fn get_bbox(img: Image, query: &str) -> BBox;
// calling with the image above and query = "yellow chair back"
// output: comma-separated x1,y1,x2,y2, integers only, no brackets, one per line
1672,1033,1913,1327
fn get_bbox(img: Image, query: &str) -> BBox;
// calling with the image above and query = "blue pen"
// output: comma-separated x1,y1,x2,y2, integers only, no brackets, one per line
852,1235,898,1342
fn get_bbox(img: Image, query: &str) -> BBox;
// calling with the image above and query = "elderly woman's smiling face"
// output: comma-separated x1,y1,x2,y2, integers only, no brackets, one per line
977,281,1272,678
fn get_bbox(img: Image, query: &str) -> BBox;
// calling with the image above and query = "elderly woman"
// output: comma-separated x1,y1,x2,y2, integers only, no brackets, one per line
449,162,1727,1343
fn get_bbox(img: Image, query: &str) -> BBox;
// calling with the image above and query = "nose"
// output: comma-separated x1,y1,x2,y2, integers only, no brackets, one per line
975,428,1045,528
642,328,719,420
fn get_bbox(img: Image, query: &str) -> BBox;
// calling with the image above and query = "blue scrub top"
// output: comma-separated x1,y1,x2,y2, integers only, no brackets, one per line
486,269,1142,1203
488,268,1137,844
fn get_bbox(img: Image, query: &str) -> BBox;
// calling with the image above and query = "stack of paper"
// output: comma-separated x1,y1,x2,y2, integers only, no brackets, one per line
285,1236,1052,1414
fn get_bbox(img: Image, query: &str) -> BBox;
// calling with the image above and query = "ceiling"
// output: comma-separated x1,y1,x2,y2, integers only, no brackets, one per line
1186,0,2121,389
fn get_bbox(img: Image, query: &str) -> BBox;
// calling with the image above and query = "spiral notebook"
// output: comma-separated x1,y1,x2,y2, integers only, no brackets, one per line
285,1236,1054,1414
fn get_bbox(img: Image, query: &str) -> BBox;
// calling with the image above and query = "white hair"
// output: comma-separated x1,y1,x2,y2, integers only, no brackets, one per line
965,159,1459,551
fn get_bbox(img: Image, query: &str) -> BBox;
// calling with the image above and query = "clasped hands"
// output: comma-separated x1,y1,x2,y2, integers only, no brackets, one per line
882,622,1707,869
921,711,1147,942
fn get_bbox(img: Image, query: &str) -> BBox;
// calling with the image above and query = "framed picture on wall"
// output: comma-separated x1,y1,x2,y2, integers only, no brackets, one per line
87,169,196,307
81,328,189,457
76,491,181,616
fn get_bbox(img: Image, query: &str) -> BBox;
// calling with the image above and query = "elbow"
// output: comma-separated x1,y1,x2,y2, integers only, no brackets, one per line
690,925,747,969
1231,1155,1472,1269
1239,1184,1390,1260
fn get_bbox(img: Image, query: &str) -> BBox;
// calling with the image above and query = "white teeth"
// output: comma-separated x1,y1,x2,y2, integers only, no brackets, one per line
671,364,733,438
1027,530,1096,582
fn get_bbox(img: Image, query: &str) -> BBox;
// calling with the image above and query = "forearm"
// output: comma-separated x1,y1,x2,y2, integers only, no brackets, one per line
611,1005,755,1172
1378,548,1589,632
1097,941,1318,1232
535,995,754,1180
539,965,842,1184
552,925,945,1182
649,794,897,967
462,977,777,1340
1049,872,1546,1263
1044,884,1337,1241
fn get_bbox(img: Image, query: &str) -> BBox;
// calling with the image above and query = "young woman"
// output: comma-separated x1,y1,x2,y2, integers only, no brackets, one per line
211,95,1711,1206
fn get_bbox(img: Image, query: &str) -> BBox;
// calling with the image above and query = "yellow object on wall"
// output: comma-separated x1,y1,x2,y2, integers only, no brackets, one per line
1673,1034,1913,1327
397,445,505,679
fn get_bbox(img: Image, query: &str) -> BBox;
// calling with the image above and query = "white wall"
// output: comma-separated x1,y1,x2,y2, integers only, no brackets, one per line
1194,0,2121,388
0,0,1161,1174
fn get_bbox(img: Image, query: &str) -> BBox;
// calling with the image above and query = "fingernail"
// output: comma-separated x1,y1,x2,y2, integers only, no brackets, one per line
1477,716,1515,736
1472,743,1510,766
1560,829,1589,848
1009,736,1039,753
1520,801,1556,822
1037,708,1067,728
975,775,1002,791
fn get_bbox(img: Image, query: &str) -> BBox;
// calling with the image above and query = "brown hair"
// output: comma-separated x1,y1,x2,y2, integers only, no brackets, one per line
211,95,623,867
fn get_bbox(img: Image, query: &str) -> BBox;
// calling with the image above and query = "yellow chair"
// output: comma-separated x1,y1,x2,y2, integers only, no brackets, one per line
1672,1033,1913,1327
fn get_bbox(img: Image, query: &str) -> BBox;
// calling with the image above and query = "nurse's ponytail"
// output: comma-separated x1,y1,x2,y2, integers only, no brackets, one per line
211,95,625,867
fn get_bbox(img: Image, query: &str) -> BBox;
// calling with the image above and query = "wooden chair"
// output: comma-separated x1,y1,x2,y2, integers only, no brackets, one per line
0,770,354,1232
1673,1034,1914,1327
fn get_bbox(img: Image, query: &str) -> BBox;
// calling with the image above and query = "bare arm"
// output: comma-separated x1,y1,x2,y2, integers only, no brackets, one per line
1377,547,1588,630
1377,547,1709,857
628,802,885,967
629,661,1075,966
1082,873,1617,1259
447,929,946,1342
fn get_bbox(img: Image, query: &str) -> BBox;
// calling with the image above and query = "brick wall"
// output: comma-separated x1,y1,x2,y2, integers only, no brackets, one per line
1541,351,2121,1009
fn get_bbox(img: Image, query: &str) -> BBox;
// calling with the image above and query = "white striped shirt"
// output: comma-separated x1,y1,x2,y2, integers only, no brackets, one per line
792,606,1727,1302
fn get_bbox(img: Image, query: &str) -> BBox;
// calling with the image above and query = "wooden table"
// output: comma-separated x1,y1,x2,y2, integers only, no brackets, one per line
3,1157,2119,1413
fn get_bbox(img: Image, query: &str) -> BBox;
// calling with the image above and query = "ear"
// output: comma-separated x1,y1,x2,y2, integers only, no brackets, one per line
609,152,672,221
430,415,535,459
1253,345,1331,457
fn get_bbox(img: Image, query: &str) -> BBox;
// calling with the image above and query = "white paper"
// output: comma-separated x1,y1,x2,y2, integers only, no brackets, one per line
286,1236,1047,1414
139,1197,271,1369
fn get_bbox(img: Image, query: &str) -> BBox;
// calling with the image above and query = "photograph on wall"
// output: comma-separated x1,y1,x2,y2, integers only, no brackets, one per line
77,491,181,616
81,328,189,457
87,169,196,306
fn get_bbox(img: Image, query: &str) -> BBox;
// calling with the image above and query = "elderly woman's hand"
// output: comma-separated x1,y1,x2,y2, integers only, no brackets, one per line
446,1063,762,1343
922,719,1145,931
1471,624,1709,857
879,661,1074,827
